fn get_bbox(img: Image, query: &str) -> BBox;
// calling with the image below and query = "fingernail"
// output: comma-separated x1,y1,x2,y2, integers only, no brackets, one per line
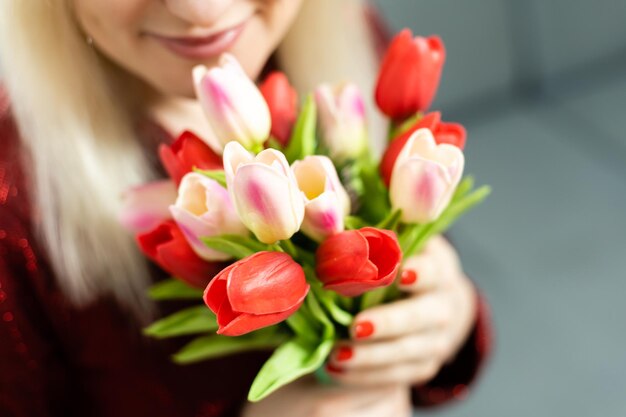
326,363,344,374
336,346,353,361
400,269,418,285
354,321,374,339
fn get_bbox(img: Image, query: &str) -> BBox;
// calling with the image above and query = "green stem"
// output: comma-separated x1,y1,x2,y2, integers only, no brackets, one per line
280,239,299,259
249,142,264,154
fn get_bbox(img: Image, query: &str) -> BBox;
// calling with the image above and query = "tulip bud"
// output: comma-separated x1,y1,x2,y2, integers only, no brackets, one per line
193,54,271,150
390,129,464,224
259,71,298,147
204,252,309,336
292,156,350,242
375,30,446,120
170,173,248,261
119,180,178,233
315,83,368,162
316,227,402,297
223,142,305,244
137,220,226,289
380,112,466,186
158,131,223,185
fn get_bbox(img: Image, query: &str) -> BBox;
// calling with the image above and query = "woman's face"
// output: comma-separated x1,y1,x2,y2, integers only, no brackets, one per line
72,0,303,96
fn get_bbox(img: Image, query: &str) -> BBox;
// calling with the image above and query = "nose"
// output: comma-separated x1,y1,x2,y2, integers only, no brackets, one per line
165,0,234,27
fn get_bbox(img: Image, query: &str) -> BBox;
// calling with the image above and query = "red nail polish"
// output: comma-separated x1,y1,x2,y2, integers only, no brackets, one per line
336,346,353,361
354,321,374,339
326,363,344,374
400,270,418,285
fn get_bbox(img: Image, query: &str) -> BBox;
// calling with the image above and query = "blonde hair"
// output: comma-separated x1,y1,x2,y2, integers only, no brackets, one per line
0,0,382,316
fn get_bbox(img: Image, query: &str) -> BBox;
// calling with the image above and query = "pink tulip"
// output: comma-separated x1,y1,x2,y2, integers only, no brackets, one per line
170,173,248,261
292,156,350,242
193,54,271,150
390,129,464,224
223,142,305,244
315,83,368,162
119,180,178,233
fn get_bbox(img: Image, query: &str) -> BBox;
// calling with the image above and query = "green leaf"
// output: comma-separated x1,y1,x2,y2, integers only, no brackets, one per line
376,209,402,231
430,185,492,237
360,287,388,310
402,183,492,258
201,235,270,260
344,216,367,230
284,95,317,163
148,279,204,301
355,160,390,224
387,111,423,141
317,293,354,326
286,308,319,344
399,224,421,253
310,283,353,327
304,291,335,340
173,328,285,364
194,168,227,188
144,306,217,339
248,337,335,402
266,137,284,151
452,176,475,201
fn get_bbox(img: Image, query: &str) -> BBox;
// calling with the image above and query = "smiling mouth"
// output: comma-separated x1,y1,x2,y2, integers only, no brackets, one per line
147,21,248,60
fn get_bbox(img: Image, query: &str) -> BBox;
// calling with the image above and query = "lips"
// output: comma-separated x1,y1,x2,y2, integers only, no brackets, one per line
148,21,247,60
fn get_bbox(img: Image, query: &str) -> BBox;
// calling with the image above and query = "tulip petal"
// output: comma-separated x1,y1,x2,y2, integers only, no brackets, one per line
217,302,303,337
223,141,254,189
227,252,309,315
360,228,401,280
259,71,298,146
137,220,224,289
232,164,303,244
194,55,271,149
171,173,247,261
323,259,380,297
391,158,451,224
301,192,345,242
316,230,369,282
119,180,177,233
391,129,464,223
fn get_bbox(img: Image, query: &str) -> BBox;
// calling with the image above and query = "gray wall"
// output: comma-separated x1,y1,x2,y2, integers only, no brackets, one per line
372,1,626,417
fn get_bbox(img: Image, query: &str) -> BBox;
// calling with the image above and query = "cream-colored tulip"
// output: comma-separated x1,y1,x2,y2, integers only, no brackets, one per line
170,173,248,261
193,54,271,151
315,83,368,162
292,156,351,242
390,128,464,224
223,142,305,244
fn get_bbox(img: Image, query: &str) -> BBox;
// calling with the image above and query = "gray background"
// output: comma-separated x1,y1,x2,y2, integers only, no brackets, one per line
371,1,626,416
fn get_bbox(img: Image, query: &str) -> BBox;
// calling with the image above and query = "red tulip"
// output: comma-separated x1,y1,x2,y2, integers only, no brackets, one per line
137,220,225,289
316,227,402,297
259,71,298,147
375,29,446,120
158,131,223,185
380,112,466,186
204,252,309,336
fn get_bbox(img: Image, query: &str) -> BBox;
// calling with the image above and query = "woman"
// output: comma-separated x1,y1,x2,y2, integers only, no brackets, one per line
0,1,490,416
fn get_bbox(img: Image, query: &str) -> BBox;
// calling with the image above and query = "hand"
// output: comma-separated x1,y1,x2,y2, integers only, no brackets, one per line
326,235,477,387
241,376,411,417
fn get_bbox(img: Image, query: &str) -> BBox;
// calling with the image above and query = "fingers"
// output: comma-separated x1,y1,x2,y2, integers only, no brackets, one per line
399,235,461,293
327,358,441,387
329,332,448,370
350,292,453,341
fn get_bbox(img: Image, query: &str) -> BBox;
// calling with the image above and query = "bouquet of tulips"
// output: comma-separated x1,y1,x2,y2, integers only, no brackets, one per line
121,29,490,402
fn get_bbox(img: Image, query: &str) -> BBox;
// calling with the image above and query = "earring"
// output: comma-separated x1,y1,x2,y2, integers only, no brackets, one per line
86,36,94,47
